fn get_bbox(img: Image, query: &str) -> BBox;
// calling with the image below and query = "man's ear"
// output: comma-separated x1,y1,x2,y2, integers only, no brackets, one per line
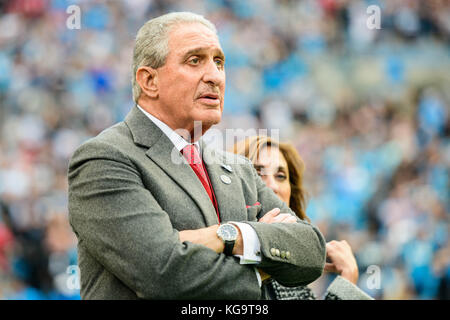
136,66,159,99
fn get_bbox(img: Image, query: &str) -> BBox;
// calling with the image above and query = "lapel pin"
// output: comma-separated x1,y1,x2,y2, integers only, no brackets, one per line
220,175,231,184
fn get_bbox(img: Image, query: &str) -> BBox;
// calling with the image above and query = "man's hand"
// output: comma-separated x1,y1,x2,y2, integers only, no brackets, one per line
178,224,244,256
178,225,222,253
324,240,359,284
258,208,297,224
178,207,298,284
178,207,296,255
256,208,298,283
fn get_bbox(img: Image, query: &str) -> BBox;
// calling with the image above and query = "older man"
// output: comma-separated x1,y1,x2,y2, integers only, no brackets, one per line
68,12,326,300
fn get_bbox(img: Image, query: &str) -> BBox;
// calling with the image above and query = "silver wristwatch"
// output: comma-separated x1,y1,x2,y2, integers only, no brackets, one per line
216,223,238,256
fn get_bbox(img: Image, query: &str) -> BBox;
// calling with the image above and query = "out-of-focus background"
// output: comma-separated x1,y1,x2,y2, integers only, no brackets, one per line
0,0,448,300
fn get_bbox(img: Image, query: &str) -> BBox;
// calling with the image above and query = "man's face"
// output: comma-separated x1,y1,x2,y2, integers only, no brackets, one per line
156,22,226,136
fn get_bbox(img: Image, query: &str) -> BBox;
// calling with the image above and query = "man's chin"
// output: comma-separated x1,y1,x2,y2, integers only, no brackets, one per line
199,116,221,128
189,114,221,140
196,109,222,125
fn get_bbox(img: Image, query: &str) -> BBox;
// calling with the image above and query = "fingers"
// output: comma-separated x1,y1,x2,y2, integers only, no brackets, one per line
258,208,297,224
325,240,359,282
284,216,298,223
326,240,354,257
258,208,280,223
324,262,338,273
326,241,346,261
265,207,281,218
272,213,297,223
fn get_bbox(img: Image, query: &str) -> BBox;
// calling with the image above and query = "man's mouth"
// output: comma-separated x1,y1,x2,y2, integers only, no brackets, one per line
197,93,220,106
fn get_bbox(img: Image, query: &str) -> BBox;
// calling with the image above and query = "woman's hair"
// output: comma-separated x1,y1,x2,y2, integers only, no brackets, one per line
231,136,310,222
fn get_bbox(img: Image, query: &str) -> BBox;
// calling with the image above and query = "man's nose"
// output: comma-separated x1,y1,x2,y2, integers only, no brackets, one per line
202,59,224,86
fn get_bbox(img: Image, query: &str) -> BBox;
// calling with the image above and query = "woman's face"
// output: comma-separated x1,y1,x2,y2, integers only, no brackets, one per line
254,146,291,205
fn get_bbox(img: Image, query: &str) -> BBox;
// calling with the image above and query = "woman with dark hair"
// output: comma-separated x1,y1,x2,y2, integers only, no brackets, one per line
232,136,372,300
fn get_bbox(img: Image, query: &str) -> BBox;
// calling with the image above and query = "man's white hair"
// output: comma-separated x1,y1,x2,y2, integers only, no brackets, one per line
131,12,217,103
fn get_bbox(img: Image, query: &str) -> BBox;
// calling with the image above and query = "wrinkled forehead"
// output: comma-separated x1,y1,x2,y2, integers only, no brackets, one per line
167,22,224,58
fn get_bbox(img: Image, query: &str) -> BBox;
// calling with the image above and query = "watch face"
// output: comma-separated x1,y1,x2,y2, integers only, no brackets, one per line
218,224,238,241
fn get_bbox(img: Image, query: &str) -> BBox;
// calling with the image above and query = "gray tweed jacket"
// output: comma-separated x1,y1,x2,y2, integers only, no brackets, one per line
68,106,327,300
263,276,374,300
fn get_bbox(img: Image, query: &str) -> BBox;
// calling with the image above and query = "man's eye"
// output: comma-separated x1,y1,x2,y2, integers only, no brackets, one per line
189,57,200,64
215,59,224,68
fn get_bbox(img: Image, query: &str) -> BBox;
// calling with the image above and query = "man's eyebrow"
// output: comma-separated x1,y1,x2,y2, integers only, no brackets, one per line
182,47,225,61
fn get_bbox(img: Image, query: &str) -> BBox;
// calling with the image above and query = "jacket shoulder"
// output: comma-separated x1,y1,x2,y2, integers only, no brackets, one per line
68,121,135,169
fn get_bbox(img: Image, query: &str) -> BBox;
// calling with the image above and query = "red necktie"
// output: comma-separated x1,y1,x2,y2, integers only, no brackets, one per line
182,144,220,222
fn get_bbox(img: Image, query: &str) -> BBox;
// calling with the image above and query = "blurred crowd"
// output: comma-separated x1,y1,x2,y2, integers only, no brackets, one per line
0,0,448,299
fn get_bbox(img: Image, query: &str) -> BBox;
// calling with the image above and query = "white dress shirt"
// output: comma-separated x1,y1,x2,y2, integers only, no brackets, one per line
136,104,263,286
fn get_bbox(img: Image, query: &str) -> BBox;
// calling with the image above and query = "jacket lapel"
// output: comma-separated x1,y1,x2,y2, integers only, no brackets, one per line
125,106,218,226
201,142,247,223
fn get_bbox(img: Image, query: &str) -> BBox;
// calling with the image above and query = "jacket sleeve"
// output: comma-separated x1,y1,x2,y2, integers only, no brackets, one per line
241,158,327,287
68,140,261,299
324,276,374,300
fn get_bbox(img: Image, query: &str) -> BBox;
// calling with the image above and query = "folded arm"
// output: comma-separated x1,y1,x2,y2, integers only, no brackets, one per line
68,141,261,299
178,207,290,282
180,158,327,288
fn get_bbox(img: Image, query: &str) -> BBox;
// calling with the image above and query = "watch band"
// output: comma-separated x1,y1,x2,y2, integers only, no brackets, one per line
223,240,235,256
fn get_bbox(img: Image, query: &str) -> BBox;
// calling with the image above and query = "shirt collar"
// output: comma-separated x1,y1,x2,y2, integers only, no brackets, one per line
136,104,200,152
